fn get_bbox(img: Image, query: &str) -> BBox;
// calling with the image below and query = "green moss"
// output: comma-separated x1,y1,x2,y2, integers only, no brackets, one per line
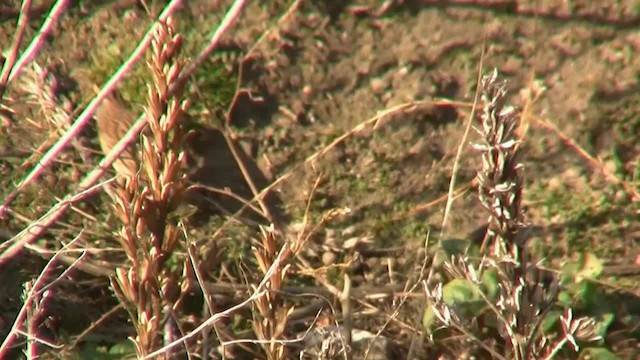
78,13,151,104
174,12,241,127
528,180,634,258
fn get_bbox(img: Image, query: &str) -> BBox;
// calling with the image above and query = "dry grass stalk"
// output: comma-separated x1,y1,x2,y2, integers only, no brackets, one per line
18,63,75,133
476,70,600,359
15,62,100,172
2,0,70,87
108,18,191,358
475,69,525,258
475,71,550,356
251,225,294,359
424,70,600,360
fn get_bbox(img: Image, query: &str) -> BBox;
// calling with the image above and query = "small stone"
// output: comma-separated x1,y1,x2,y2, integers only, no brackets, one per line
370,77,388,94
500,56,522,75
302,84,313,98
341,225,357,237
322,251,337,266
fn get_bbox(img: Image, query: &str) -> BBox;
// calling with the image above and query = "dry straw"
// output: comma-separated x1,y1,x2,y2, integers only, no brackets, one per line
251,225,294,360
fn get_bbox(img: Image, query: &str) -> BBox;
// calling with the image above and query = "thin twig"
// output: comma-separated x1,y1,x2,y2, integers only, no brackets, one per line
65,304,122,352
0,179,110,260
408,45,486,359
222,129,275,223
175,0,248,88
533,114,640,203
212,100,455,241
340,274,353,359
0,0,32,98
440,45,485,239
7,0,69,84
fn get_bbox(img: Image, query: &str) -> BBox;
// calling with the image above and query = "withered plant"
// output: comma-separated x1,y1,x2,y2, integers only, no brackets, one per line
251,225,295,360
108,18,191,358
425,70,600,360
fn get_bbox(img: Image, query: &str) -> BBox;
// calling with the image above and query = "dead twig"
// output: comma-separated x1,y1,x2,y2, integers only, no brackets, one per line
0,0,32,98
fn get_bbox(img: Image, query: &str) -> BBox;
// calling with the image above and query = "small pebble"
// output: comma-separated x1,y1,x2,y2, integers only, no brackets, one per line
322,251,337,266
369,77,388,94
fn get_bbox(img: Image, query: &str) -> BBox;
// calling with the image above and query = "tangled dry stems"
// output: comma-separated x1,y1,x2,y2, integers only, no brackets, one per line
251,225,295,360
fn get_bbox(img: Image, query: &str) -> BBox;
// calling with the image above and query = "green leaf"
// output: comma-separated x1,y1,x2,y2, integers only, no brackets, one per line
541,310,562,333
69,341,136,360
443,279,479,303
108,341,136,355
558,290,573,306
578,347,620,360
481,268,500,300
578,253,604,279
422,279,484,332
440,238,470,255
422,306,437,331
574,281,599,308
593,313,615,340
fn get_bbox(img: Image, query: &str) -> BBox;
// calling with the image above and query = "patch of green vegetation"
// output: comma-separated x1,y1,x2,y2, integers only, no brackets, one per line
187,57,238,116
528,180,634,259
70,341,137,360
81,9,239,115
174,12,241,127
357,205,428,248
192,214,254,259
81,16,152,105
348,177,370,193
